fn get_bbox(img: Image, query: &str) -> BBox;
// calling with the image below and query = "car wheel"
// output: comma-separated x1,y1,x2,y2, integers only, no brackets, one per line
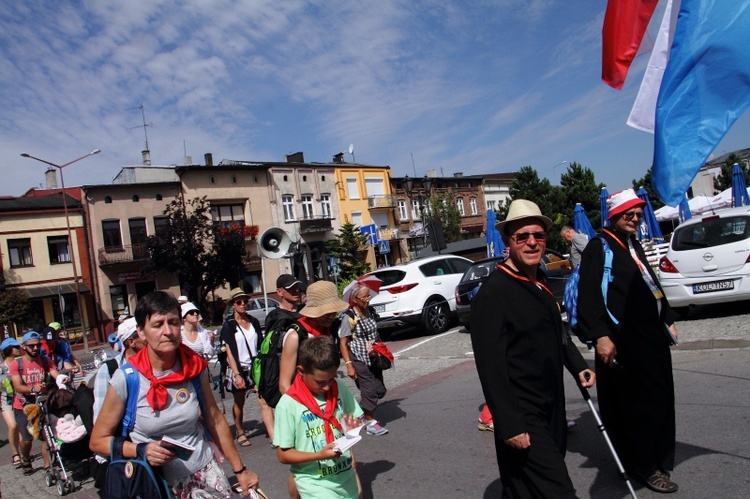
423,299,449,335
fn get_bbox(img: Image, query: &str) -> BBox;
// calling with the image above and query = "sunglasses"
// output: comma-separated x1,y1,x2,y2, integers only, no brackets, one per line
25,343,41,349
185,310,200,316
510,231,547,243
622,211,644,221
233,299,248,305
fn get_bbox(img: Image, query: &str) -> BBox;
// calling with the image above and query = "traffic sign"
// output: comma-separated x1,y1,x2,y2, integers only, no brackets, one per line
360,223,379,246
378,240,390,254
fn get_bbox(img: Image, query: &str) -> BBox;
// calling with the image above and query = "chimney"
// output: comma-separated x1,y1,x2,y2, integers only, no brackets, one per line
204,153,213,166
332,152,345,164
45,168,58,189
142,150,152,165
185,155,193,165
285,152,305,163
454,172,463,177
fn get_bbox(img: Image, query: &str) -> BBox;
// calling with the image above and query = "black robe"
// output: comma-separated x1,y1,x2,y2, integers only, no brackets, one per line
577,229,676,477
471,264,588,499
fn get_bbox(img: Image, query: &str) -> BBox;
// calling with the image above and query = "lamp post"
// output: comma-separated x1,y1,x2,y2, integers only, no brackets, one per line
403,175,433,254
552,160,568,184
21,149,101,353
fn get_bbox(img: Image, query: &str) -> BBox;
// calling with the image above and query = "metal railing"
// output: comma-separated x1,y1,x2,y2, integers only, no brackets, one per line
97,243,150,265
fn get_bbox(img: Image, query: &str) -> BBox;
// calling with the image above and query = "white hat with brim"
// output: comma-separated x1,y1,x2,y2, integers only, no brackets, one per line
607,188,647,219
495,199,553,235
181,302,200,318
299,281,349,318
116,317,138,343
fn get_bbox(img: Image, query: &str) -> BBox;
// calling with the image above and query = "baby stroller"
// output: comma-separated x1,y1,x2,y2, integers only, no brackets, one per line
37,382,95,496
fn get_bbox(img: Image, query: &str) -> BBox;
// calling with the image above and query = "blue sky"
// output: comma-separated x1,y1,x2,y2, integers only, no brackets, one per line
2,0,749,199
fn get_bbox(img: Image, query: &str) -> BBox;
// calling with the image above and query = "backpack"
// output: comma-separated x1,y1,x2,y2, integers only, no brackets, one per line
105,364,207,499
251,309,299,408
563,237,620,337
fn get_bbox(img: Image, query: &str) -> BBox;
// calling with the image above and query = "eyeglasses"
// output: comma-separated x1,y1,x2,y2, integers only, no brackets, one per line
622,211,644,221
233,299,248,306
356,295,371,302
510,231,547,244
185,310,200,316
25,343,41,349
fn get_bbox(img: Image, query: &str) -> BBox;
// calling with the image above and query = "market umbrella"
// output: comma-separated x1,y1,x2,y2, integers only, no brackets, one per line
600,187,610,228
485,209,505,257
573,203,597,240
731,163,750,207
636,187,664,241
679,193,693,223
342,275,383,304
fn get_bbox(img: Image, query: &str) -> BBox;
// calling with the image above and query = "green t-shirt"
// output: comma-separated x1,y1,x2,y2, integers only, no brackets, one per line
273,379,364,499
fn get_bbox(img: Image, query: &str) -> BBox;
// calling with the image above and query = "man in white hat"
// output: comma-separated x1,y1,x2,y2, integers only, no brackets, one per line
470,199,595,498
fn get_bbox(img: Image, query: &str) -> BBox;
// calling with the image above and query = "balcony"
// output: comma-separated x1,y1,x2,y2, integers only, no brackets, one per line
299,216,333,234
98,244,150,266
378,227,401,240
368,195,396,210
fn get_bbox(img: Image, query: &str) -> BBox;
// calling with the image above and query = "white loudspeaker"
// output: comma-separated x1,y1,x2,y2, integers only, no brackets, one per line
259,227,292,259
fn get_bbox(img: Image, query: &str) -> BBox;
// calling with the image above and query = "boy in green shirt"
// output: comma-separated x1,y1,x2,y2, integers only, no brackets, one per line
274,336,364,498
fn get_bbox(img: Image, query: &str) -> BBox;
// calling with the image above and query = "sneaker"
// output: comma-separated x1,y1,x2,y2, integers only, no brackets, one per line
366,421,389,436
477,422,494,432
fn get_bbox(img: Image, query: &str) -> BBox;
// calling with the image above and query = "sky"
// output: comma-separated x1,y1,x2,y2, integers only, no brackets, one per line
2,0,749,200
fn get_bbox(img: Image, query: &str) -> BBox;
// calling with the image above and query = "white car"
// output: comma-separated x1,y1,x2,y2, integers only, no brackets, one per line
658,206,750,315
366,255,473,337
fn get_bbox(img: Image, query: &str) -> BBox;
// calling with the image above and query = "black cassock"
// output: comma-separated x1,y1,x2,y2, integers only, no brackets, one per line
471,264,588,499
577,229,676,478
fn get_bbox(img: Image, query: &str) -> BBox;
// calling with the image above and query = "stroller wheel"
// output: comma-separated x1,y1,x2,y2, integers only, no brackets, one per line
45,470,55,487
66,478,76,493
56,480,65,496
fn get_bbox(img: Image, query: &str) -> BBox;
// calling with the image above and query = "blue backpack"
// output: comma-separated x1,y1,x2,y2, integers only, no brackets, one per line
564,237,619,336
105,364,207,499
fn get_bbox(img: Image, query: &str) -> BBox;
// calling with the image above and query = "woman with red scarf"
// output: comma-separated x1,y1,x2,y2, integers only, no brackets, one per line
91,291,260,497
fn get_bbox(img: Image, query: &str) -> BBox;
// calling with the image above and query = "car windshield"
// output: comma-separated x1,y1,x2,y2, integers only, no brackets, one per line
371,270,406,286
672,215,750,251
461,260,500,283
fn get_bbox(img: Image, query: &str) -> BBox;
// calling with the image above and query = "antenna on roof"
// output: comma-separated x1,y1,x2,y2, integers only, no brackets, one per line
128,103,153,151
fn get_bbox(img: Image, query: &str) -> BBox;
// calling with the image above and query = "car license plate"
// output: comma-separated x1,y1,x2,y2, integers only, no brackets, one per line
374,304,385,313
693,280,734,294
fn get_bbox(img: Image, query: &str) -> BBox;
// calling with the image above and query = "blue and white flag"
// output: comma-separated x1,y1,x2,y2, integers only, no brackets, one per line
652,0,750,206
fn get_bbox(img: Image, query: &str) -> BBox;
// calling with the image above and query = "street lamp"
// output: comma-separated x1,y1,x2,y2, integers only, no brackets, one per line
552,160,568,184
21,149,101,352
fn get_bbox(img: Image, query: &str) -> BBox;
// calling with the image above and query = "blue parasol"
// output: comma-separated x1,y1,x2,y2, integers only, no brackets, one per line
731,163,750,207
485,209,505,257
678,193,692,223
600,187,610,228
573,203,597,240
636,187,664,241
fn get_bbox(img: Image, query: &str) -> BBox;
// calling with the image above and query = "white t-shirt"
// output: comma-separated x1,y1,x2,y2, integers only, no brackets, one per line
234,322,258,369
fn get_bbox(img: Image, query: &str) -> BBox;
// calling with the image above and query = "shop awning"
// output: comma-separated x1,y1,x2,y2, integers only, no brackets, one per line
20,282,89,299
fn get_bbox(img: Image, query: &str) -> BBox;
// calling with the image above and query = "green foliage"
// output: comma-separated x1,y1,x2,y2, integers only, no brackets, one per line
632,168,665,210
144,196,241,305
325,222,371,282
713,153,749,192
427,191,462,243
0,288,32,329
561,162,604,229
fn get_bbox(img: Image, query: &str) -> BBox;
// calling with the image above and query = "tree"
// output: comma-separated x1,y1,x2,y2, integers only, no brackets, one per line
632,168,665,210
0,288,32,332
325,222,371,282
561,162,604,230
713,153,748,192
427,191,462,243
143,195,235,305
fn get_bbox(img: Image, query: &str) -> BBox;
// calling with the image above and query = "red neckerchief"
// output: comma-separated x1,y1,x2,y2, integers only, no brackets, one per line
297,316,329,337
128,344,207,411
285,372,341,443
496,263,554,298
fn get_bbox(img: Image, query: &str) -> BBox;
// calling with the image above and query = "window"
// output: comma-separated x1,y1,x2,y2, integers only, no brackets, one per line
411,199,422,220
282,194,296,222
365,178,385,197
102,220,123,251
211,204,245,228
470,197,478,215
110,285,128,318
154,216,169,235
487,200,496,211
301,194,314,219
48,236,70,264
346,178,359,200
8,238,32,267
350,211,363,227
398,200,408,220
456,197,465,216
129,218,147,245
320,194,332,218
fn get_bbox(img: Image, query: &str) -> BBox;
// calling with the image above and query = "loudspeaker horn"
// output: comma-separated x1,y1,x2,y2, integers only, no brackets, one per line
259,227,292,259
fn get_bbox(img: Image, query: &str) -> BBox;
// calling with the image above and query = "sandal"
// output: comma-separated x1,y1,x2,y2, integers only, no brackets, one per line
236,434,252,447
12,453,21,468
21,458,33,475
643,470,678,493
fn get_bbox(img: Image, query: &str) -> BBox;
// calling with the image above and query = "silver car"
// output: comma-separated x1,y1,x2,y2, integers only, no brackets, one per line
223,297,281,327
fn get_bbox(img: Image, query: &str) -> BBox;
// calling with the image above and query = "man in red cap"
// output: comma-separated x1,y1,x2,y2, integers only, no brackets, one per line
577,188,679,493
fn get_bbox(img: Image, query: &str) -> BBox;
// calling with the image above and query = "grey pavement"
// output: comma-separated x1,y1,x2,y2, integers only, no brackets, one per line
0,307,748,498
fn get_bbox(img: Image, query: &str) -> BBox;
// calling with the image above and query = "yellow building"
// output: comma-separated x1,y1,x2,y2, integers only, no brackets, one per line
332,159,405,269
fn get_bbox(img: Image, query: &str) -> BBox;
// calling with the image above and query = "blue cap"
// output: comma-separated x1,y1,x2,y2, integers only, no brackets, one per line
1,337,21,350
22,331,41,344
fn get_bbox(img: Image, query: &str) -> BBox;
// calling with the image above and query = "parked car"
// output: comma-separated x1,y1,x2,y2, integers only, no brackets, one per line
366,255,473,337
455,249,573,329
658,206,750,315
223,297,281,328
